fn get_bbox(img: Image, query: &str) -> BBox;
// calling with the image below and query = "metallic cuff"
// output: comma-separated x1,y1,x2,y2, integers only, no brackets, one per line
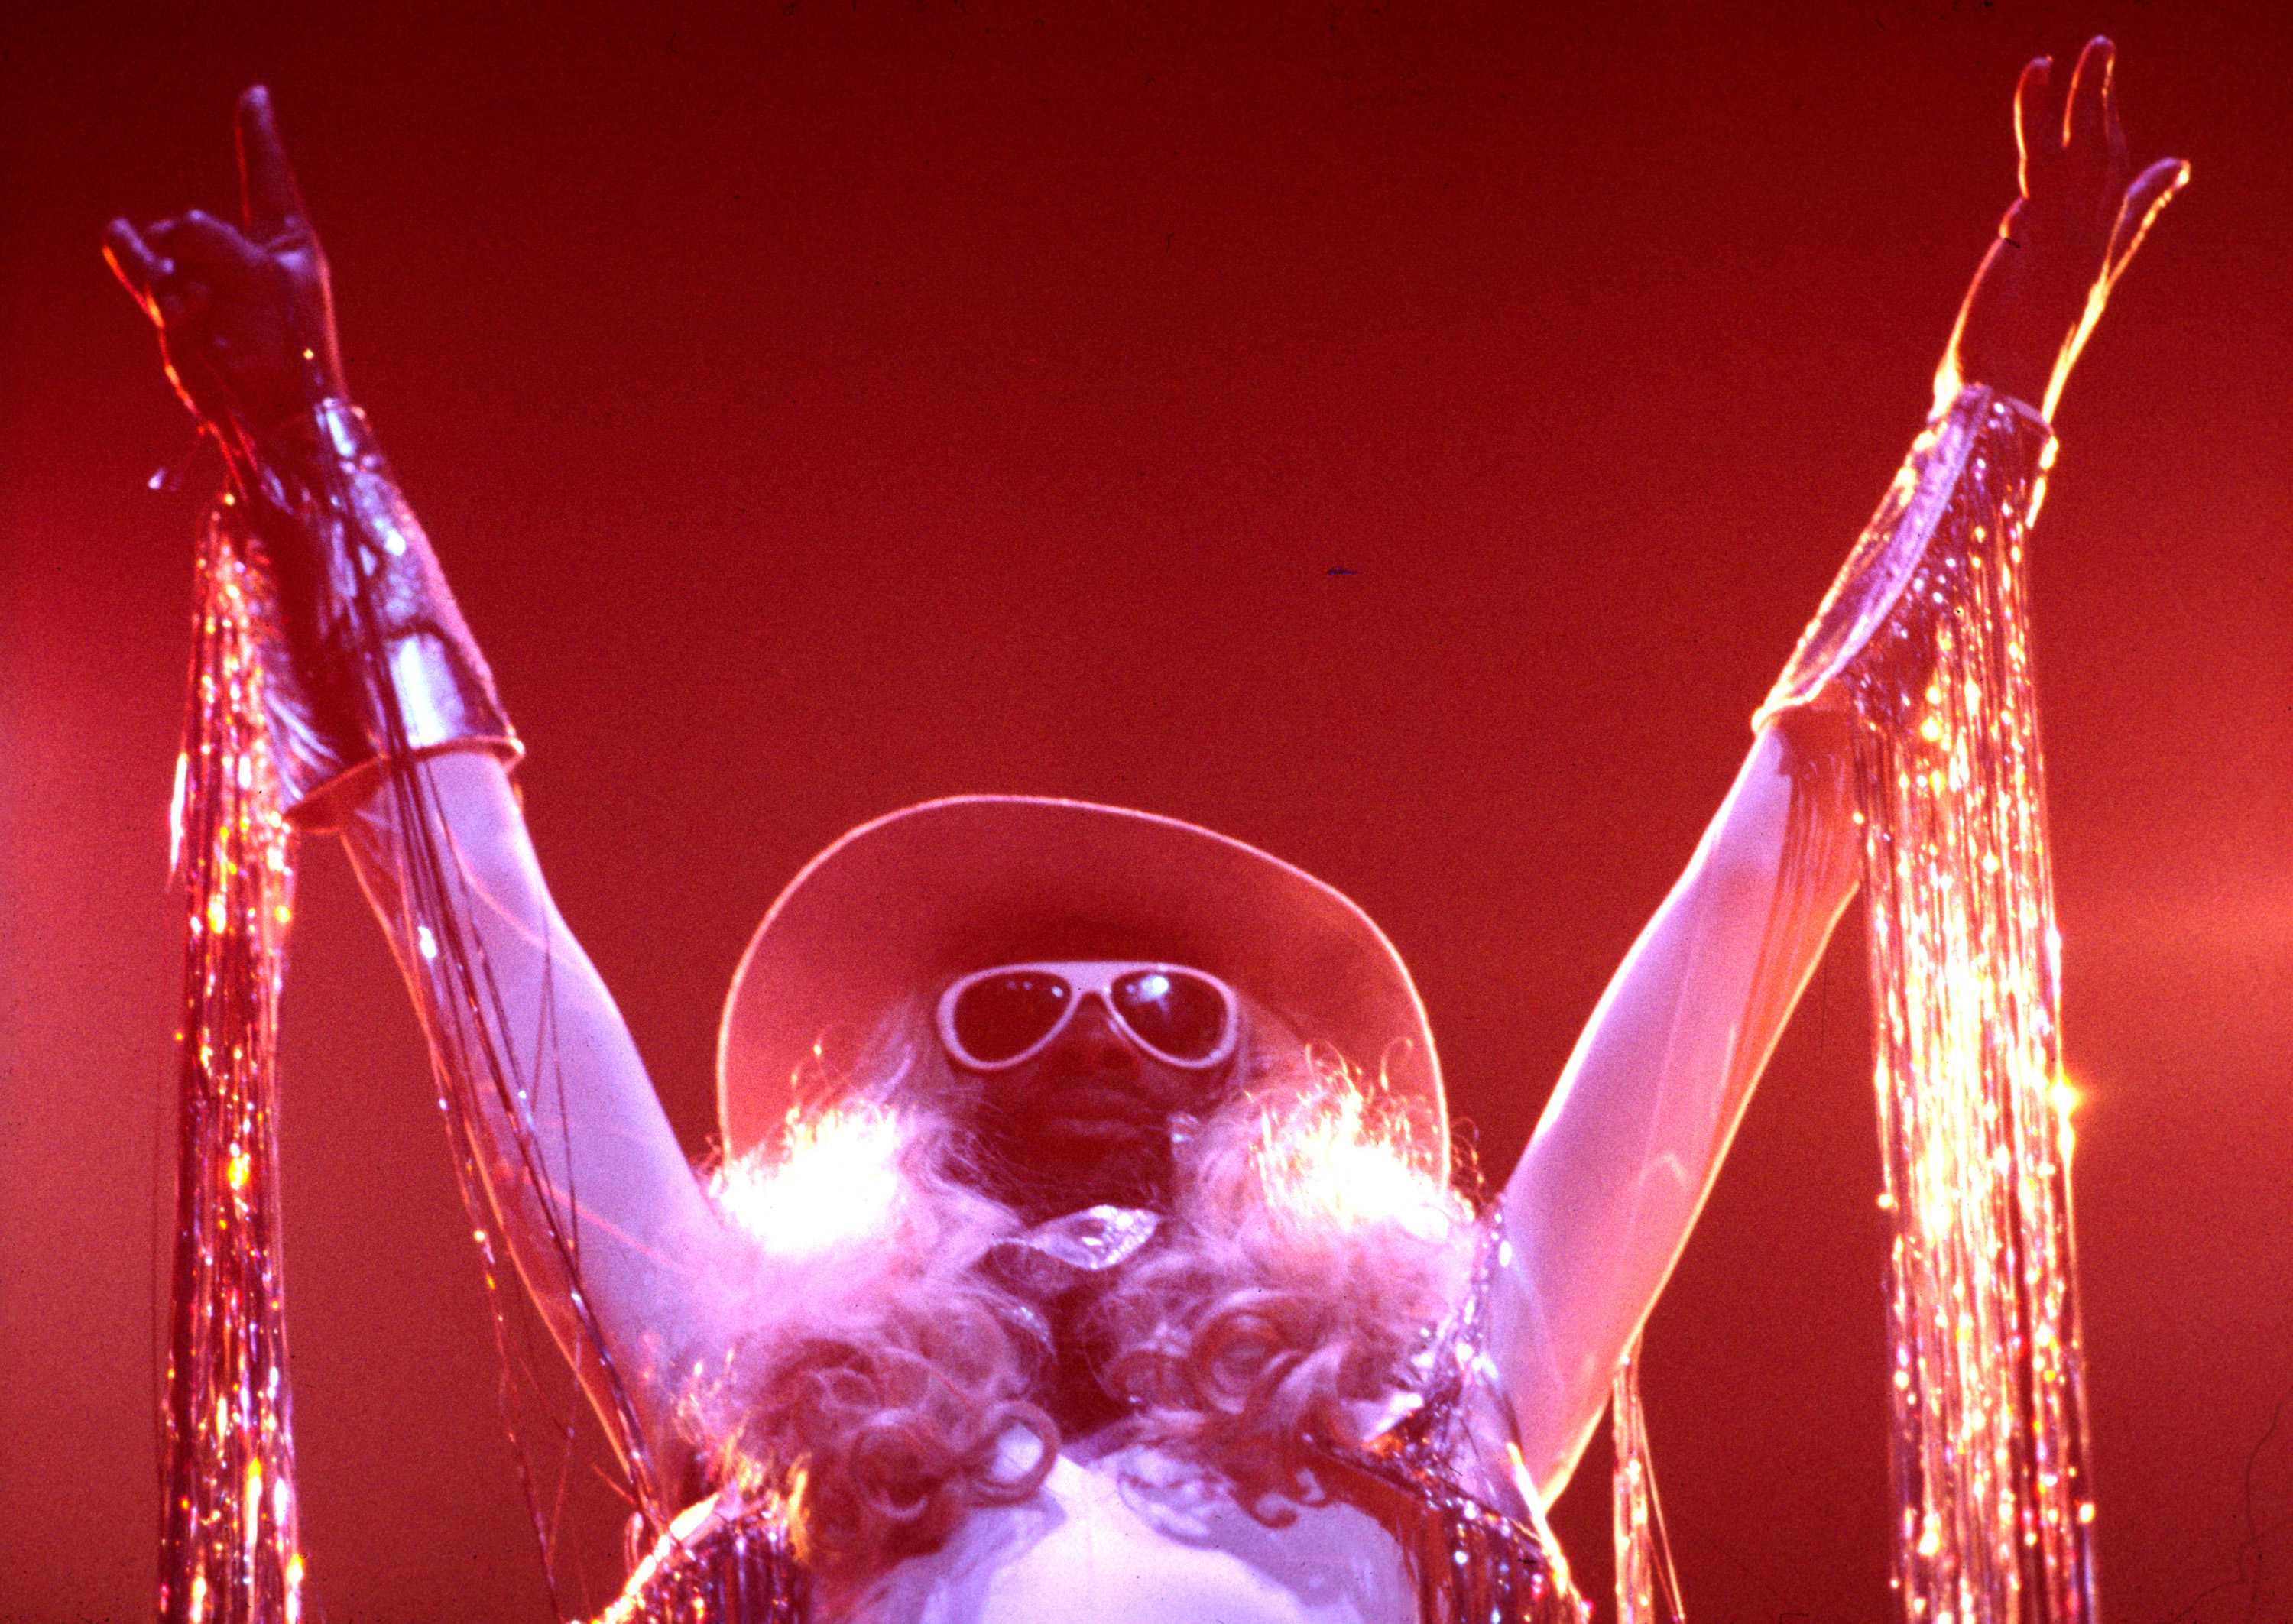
229,398,521,831
1754,386,2055,732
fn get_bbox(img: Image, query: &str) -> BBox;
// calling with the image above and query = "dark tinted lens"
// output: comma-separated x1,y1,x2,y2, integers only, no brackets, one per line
952,973,1070,1063
1112,970,1230,1062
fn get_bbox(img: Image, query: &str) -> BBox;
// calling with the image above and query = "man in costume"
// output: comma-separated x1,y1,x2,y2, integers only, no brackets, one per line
107,39,2184,1622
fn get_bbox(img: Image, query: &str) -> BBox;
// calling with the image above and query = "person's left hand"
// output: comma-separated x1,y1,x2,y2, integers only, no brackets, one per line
103,86,347,450
1941,37,2188,420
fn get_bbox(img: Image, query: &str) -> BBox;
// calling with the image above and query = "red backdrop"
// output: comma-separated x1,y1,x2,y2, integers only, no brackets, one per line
4,3,2288,1619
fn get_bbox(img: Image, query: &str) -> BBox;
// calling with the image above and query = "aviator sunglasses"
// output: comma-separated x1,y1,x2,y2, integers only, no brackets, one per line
936,961,1242,1073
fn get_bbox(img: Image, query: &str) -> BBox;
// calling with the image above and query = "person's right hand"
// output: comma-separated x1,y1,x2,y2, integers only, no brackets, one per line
105,86,347,446
1939,38,2188,420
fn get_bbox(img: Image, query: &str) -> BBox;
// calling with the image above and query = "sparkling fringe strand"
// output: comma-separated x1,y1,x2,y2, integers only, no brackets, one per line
160,511,308,1624
1836,394,2098,1624
1611,1338,1684,1624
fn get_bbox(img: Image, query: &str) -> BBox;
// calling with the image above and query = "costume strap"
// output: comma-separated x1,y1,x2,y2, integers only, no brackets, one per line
1346,1207,1585,1622
592,1492,811,1624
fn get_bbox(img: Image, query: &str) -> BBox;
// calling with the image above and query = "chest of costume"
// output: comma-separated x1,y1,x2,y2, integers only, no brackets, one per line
595,1438,1579,1624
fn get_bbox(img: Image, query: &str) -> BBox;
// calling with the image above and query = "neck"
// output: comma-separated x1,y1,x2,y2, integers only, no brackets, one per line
981,1204,1166,1439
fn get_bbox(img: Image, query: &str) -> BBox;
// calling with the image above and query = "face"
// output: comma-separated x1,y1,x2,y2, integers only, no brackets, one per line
938,960,1242,1220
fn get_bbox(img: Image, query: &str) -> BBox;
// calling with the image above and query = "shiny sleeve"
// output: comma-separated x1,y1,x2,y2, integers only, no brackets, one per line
227,399,522,830
1480,387,2057,1508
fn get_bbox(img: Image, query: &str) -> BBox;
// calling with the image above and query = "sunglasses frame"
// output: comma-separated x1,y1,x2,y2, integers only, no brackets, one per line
935,959,1243,1074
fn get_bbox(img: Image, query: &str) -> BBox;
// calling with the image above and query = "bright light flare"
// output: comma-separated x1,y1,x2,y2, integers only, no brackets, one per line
169,750,191,872
1252,1081,1463,1242
713,1105,904,1258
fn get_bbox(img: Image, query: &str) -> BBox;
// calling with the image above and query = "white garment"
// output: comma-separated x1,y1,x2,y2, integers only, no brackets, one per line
828,1440,1419,1624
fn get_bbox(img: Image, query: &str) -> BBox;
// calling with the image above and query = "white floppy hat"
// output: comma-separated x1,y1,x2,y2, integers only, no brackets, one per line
717,796,1448,1177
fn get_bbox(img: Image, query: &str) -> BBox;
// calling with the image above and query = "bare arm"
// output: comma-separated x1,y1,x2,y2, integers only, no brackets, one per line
334,753,743,1484
1487,715,1860,1502
1477,37,2187,1506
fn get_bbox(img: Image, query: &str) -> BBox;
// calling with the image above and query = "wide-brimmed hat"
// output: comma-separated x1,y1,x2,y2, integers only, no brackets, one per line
717,796,1448,1176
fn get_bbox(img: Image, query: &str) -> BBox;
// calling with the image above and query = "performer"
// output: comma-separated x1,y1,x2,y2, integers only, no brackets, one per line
106,40,2184,1623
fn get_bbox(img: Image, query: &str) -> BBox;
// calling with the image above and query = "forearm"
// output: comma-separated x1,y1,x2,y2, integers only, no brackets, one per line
226,399,521,831
1494,714,1862,1499
226,396,731,1480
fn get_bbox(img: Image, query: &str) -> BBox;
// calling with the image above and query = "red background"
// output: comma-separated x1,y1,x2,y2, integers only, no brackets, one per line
4,3,2288,1619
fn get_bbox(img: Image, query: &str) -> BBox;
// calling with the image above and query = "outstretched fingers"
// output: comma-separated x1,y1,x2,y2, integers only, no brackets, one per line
2013,56,2057,193
235,85,307,237
2064,37,2113,155
2107,156,2191,288
2099,39,2130,175
153,211,267,284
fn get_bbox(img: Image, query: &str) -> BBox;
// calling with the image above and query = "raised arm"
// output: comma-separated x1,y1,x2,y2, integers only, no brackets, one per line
1478,38,2188,1506
108,89,741,1496
1486,712,1860,1507
333,753,739,1491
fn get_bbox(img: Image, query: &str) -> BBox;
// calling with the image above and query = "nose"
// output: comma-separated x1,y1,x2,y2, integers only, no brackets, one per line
1047,994,1140,1071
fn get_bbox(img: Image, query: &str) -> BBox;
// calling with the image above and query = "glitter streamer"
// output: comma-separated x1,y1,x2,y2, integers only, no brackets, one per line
160,511,308,1624
1610,1337,1684,1624
1769,387,2096,1623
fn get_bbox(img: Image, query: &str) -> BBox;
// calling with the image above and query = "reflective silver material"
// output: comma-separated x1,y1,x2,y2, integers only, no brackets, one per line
1756,386,2052,728
1344,1211,1587,1624
598,1496,809,1624
984,1204,1164,1297
1760,387,2099,1620
224,397,521,829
